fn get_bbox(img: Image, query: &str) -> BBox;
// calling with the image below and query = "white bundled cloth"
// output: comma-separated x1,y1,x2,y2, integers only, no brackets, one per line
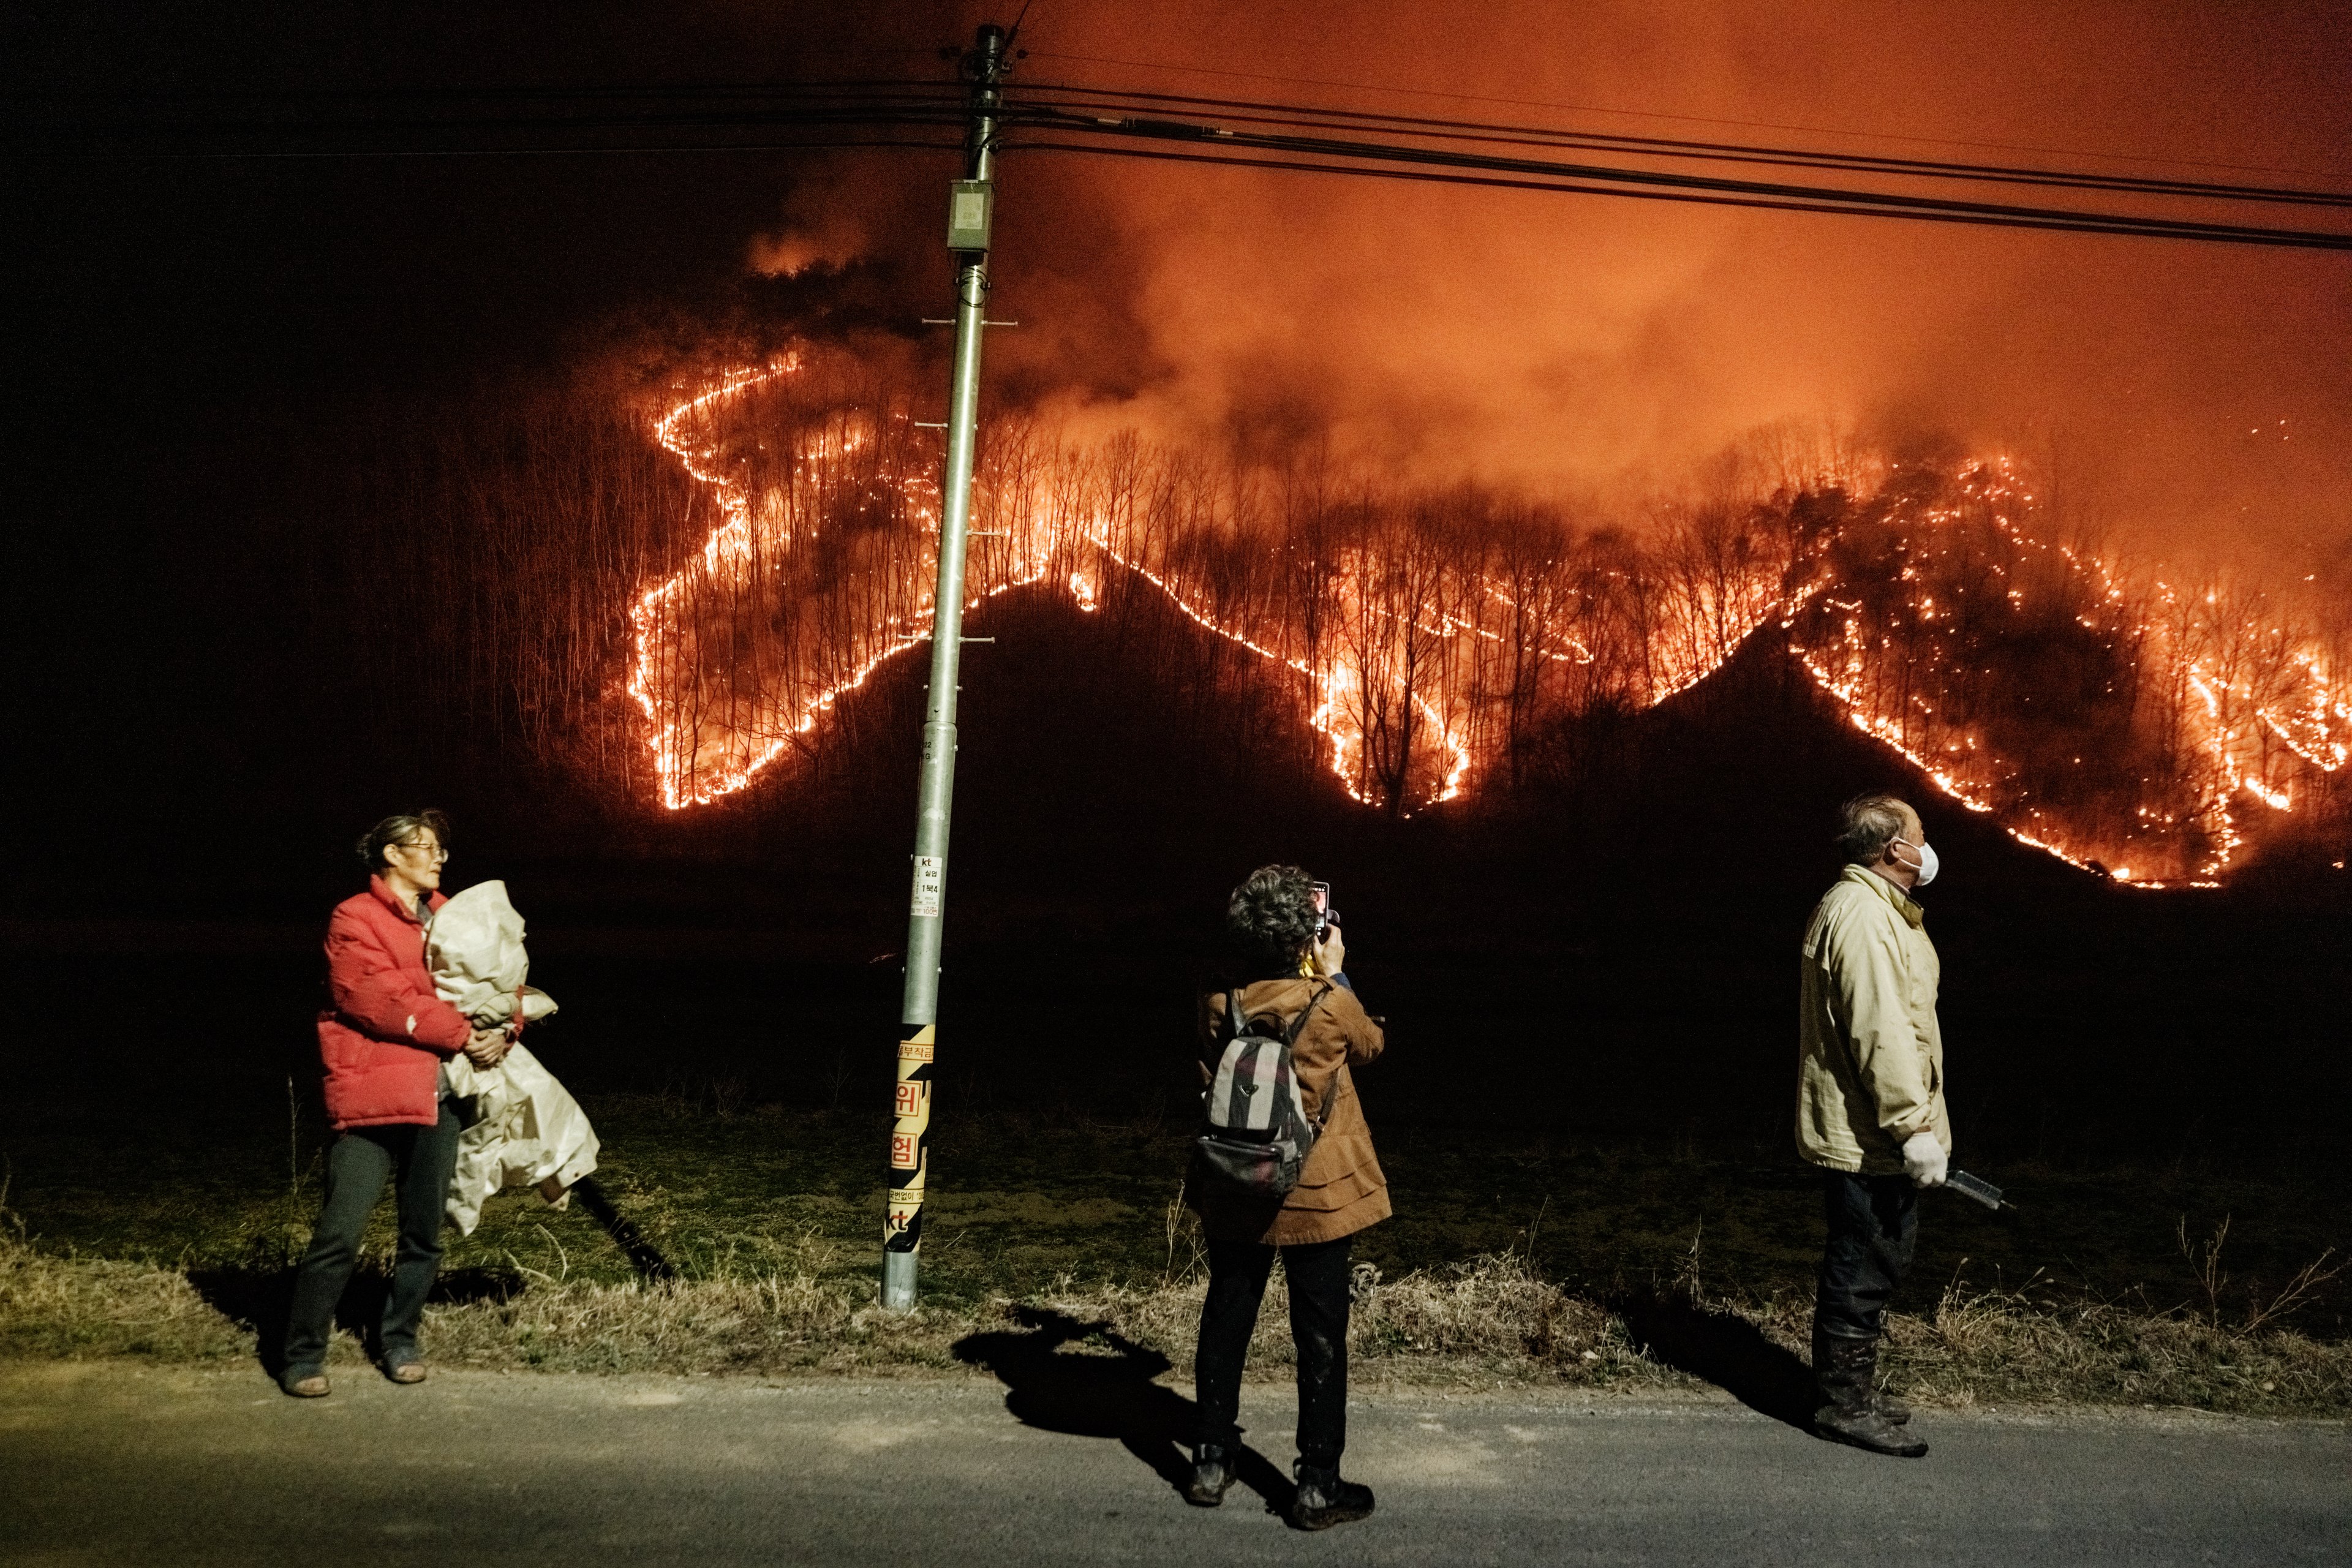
426,881,600,1236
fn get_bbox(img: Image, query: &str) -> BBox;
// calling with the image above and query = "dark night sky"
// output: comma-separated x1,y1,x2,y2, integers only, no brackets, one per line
6,3,2346,898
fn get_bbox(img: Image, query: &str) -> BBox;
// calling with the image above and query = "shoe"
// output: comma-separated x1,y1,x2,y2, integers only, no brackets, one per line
1289,1464,1375,1530
1812,1331,1926,1458
281,1371,330,1398
1183,1443,1236,1507
1806,1325,1900,1420
385,1359,428,1385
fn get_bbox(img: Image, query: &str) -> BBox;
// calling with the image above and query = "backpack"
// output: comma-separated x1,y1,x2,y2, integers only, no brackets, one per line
1194,982,1333,1199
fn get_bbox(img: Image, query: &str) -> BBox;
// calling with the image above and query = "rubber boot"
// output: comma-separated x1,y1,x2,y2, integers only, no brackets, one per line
1184,1442,1236,1507
1812,1331,1927,1457
1289,1463,1376,1530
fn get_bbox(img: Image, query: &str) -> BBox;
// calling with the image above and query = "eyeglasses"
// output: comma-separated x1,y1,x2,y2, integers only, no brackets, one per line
393,840,449,862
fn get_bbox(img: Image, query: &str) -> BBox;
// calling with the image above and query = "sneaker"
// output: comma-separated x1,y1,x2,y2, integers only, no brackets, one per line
1289,1464,1375,1531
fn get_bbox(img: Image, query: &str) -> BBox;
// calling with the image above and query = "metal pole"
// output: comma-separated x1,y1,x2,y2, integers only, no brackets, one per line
884,22,1008,1313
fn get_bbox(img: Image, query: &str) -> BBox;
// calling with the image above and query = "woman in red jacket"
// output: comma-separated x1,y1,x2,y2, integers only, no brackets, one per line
280,810,507,1397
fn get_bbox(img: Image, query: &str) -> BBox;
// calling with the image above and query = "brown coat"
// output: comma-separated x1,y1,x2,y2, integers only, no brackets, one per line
1189,976,1390,1246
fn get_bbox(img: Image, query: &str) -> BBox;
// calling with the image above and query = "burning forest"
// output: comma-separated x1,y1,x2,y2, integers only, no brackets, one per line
614,347,2346,886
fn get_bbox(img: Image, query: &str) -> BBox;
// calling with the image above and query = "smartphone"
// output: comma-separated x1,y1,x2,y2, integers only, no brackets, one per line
1311,881,1335,937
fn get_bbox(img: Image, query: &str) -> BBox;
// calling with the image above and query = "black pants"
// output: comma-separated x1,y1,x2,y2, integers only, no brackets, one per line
1194,1234,1352,1470
282,1102,461,1377
1814,1168,1918,1341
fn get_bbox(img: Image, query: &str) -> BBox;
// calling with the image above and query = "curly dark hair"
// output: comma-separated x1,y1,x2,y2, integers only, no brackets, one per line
1225,863,1319,978
356,809,451,873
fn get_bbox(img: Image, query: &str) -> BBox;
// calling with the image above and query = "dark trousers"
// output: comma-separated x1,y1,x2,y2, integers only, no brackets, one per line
1814,1167,1918,1341
282,1102,461,1376
1194,1234,1352,1470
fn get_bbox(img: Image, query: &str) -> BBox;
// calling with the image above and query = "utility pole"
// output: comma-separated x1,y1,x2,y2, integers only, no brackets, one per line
883,21,1008,1313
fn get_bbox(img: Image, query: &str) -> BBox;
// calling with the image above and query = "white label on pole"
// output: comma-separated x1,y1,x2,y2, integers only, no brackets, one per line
952,192,986,229
910,856,944,918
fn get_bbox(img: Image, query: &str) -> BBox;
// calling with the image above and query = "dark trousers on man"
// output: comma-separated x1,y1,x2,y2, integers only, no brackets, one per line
282,1102,462,1379
1815,1168,1918,1341
1194,1234,1352,1469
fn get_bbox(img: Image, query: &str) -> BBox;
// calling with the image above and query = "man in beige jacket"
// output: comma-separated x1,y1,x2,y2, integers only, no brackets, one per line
1796,792,1951,1458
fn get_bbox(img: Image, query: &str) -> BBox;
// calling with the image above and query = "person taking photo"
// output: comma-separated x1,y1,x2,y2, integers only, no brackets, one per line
1185,864,1388,1530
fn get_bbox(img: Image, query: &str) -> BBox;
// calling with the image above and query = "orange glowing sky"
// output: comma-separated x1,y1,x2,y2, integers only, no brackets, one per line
625,3,2351,872
747,1,2349,579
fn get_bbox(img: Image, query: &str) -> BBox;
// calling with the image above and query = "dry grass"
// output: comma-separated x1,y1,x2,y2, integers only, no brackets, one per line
1883,1273,2352,1415
6,1220,2343,1417
0,1234,247,1363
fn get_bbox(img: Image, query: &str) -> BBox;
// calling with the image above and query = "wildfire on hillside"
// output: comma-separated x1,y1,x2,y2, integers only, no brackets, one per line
627,352,2346,883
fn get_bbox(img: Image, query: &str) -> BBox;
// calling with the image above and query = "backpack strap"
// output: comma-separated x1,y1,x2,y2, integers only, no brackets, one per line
1282,981,1332,1044
1224,990,1246,1041
1287,982,1341,1131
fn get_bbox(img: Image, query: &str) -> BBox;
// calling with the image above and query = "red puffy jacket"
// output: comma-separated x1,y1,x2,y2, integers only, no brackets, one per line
316,876,472,1128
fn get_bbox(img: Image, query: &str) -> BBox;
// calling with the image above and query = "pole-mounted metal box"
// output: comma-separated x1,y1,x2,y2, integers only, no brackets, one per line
946,179,993,252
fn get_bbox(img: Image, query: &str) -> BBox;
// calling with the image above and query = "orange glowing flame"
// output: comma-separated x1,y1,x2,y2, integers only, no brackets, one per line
1777,455,2343,884
625,358,2343,878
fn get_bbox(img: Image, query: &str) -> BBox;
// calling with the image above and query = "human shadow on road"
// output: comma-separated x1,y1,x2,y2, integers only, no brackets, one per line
1616,1289,1819,1431
952,1306,1293,1513
189,1263,519,1379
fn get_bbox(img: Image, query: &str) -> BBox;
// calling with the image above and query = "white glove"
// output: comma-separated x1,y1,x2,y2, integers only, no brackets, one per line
1901,1131,1948,1189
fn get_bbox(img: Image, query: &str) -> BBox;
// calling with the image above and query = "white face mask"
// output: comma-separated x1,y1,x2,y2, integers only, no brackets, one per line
1894,836,1939,888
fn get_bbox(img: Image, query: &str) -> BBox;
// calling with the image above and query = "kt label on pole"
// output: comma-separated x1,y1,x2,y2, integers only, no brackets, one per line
946,180,993,252
910,855,944,918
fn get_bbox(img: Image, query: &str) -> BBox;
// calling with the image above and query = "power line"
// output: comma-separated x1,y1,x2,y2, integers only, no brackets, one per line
39,137,967,164
1022,47,2347,185
1016,81,2352,209
1001,107,2352,249
2,85,969,159
9,69,2348,247
1015,138,2352,249
20,74,2346,213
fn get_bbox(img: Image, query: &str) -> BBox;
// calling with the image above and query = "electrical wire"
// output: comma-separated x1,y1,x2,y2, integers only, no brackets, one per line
8,67,2348,247
47,137,968,164
1011,139,2352,249
1020,47,2345,184
2,86,969,159
1012,82,2352,209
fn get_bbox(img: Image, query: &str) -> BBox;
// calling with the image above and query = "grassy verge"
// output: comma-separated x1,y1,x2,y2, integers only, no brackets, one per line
6,1223,2347,1418
2,1095,2346,1416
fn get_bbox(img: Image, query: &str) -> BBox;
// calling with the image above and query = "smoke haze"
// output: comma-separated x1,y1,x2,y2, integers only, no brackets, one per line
761,1,2350,575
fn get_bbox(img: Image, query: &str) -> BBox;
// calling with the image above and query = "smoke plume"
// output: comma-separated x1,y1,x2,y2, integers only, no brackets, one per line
760,1,2349,576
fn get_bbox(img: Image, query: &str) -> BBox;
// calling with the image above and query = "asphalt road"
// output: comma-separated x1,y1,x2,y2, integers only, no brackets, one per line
2,1363,2344,1566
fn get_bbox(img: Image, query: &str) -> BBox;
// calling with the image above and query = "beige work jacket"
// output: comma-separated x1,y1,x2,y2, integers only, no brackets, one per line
1796,864,1950,1175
